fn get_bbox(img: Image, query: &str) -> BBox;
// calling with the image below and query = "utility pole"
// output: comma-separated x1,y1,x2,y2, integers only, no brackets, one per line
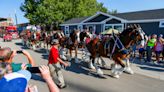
14,10,18,26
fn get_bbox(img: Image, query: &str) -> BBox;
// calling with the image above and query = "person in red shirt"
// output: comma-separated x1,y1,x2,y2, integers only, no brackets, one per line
48,39,69,89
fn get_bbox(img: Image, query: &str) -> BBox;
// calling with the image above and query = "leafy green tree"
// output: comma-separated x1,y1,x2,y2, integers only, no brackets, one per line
20,0,108,30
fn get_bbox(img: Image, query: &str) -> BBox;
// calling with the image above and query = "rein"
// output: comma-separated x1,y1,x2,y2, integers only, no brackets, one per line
111,33,126,54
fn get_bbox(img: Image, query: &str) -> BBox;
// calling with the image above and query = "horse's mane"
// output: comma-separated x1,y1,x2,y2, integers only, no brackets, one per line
120,24,139,38
120,27,133,37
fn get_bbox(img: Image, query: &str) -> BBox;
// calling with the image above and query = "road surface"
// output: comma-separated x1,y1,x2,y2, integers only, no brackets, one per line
0,39,164,92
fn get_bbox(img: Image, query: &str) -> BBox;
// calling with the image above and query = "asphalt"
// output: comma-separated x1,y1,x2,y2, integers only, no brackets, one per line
0,39,164,92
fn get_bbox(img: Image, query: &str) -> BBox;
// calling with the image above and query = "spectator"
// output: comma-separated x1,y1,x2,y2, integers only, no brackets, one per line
39,65,60,92
0,47,35,72
0,63,59,92
138,44,145,61
0,62,8,79
154,35,163,63
158,34,164,61
138,35,147,61
48,39,69,89
0,70,31,92
146,34,157,62
154,34,164,63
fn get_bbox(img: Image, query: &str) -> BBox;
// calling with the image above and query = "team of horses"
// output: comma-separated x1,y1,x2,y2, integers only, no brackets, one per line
21,24,145,78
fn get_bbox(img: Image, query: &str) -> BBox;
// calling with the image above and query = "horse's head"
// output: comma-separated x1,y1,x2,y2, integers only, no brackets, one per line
79,30,91,41
121,24,145,48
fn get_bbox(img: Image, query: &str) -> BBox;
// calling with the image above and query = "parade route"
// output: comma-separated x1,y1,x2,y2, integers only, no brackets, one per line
1,39,164,92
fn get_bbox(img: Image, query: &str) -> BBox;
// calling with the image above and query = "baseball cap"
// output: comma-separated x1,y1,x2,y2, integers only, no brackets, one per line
0,70,31,92
51,39,59,45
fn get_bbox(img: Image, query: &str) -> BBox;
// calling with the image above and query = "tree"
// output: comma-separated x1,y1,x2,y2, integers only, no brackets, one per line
20,0,108,30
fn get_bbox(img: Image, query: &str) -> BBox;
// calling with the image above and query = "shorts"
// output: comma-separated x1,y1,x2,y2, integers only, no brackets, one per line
155,51,162,56
139,48,145,54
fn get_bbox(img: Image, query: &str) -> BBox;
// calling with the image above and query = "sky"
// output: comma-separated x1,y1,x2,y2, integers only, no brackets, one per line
0,0,164,24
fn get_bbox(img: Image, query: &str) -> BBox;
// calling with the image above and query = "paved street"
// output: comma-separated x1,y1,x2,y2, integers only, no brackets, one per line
0,39,164,92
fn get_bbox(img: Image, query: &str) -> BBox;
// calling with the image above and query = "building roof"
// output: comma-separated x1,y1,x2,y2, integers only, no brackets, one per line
61,8,164,25
113,8,164,20
0,18,7,21
62,16,89,24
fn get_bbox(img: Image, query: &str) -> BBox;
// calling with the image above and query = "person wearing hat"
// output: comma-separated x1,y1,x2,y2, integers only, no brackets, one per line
48,39,69,89
0,69,32,92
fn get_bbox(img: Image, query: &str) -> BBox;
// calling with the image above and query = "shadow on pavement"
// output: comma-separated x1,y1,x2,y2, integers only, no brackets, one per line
35,48,47,54
15,42,23,46
31,74,46,82
62,79,111,92
42,54,49,60
66,59,107,79
15,42,29,49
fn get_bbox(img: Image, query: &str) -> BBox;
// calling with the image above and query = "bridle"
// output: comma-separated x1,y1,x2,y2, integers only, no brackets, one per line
111,26,144,55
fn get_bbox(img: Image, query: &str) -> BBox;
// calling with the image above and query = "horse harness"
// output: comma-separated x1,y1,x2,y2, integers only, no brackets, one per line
111,33,130,55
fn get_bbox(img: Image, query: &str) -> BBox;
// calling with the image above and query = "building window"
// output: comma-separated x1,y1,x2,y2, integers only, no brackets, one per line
114,25,123,32
104,24,124,32
159,21,164,28
105,25,112,30
65,26,69,37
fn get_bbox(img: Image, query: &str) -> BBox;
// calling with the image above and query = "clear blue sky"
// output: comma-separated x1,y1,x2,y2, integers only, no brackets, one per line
0,0,164,24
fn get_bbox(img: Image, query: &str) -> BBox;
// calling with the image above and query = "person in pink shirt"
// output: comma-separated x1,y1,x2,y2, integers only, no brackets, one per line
154,35,163,63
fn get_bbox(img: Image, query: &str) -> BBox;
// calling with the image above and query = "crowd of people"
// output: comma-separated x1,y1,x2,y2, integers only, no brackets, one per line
137,34,164,64
0,38,69,92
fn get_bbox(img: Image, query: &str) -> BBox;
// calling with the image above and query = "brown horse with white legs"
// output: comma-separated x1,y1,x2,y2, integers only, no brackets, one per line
85,24,145,78
55,29,90,62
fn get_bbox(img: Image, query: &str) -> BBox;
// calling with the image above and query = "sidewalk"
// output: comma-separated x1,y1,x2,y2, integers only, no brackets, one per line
131,59,164,80
101,57,164,80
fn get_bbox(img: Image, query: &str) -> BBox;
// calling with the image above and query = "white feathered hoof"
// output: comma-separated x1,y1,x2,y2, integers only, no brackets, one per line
124,67,134,74
97,68,104,75
111,69,120,79
68,57,72,62
97,58,102,65
116,67,125,75
88,62,95,69
111,73,120,79
61,55,67,61
111,65,120,79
